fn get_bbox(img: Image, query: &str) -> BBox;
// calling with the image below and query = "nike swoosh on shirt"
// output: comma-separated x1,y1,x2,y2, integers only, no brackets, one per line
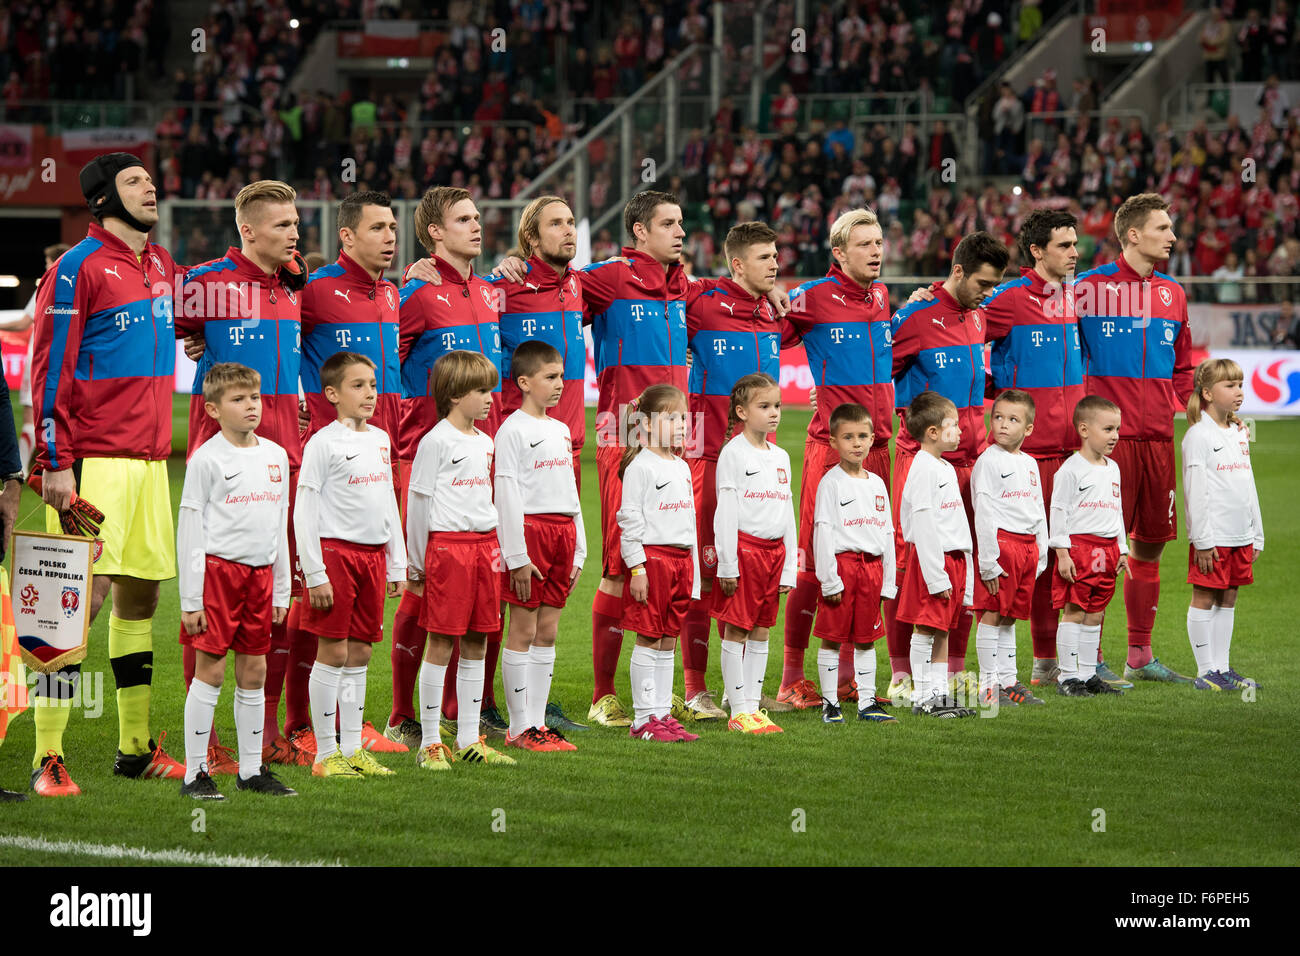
451,456,467,464
1212,445,1224,452
1078,484,1093,492
745,469,760,476
530,439,545,447
1000,472,1014,478
655,481,670,490
938,481,950,488
345,453,359,461
840,499,854,507
225,472,240,480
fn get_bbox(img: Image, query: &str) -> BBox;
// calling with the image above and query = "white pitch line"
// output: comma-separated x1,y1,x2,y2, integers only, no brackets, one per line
0,833,343,867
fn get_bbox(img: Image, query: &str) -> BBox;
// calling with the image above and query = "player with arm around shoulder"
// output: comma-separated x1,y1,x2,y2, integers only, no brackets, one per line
405,350,516,769
1181,359,1264,692
811,402,898,723
1048,396,1129,698
177,363,295,799
617,384,701,743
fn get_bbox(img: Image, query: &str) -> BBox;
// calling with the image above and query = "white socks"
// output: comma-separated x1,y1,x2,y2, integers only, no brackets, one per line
183,678,220,784
629,644,657,728
338,665,367,757
309,661,342,760
502,648,530,737
1056,621,1080,682
654,648,674,719
456,657,485,751
720,641,746,717
1211,605,1235,674
817,647,839,705
527,645,556,729
997,624,1017,687
232,686,264,780
853,645,877,707
418,660,447,749
975,622,1000,692
909,632,933,703
1077,624,1101,682
1187,606,1215,676
742,639,769,714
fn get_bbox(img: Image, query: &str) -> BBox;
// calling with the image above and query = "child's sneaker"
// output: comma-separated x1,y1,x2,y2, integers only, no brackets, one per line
1193,671,1235,692
857,702,898,723
455,736,517,765
658,716,699,741
417,742,455,771
312,752,363,778
540,727,578,751
179,770,224,801
629,717,680,742
1003,681,1045,705
1057,678,1094,697
821,699,844,723
669,695,694,724
505,727,558,752
478,706,509,739
750,710,784,733
345,748,396,776
1221,667,1260,690
726,712,765,734
1030,658,1060,686
235,767,298,796
1084,674,1124,696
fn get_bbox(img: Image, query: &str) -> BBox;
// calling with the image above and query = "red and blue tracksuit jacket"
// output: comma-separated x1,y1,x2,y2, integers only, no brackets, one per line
891,281,989,466
33,221,180,470
301,250,402,443
783,264,893,446
980,266,1084,458
686,276,780,461
178,246,303,467
398,255,502,459
1074,255,1194,442
581,247,689,428
486,254,585,451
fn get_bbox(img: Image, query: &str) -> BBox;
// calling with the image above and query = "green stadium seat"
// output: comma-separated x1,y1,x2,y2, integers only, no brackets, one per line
1209,89,1229,119
932,95,952,114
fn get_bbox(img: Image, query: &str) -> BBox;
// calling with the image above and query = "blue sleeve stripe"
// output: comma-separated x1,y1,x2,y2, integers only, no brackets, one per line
43,239,99,463
184,258,237,282
891,297,940,328
982,275,1028,306
398,279,427,306
305,263,345,285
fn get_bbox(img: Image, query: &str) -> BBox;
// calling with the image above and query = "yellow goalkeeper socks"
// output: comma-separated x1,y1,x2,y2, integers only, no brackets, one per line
108,615,154,755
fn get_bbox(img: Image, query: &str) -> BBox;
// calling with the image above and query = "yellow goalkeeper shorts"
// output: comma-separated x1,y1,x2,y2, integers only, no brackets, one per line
45,458,176,581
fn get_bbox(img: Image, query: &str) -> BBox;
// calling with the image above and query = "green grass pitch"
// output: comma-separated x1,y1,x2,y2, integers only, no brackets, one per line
1,395,1297,866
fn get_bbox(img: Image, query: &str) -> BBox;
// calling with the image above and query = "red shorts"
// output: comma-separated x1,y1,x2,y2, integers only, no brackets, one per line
596,443,624,578
622,544,693,639
814,552,885,644
973,530,1039,620
1187,544,1255,589
502,513,578,609
690,456,719,580
299,539,387,642
182,556,274,656
1110,438,1176,544
1052,533,1122,613
423,530,502,634
711,531,785,631
897,544,967,632
892,449,973,575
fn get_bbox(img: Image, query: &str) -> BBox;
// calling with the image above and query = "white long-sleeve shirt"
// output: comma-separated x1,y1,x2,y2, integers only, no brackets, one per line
493,409,586,572
405,419,497,577
617,450,700,599
1181,416,1264,551
713,433,798,587
177,433,291,614
295,420,406,588
971,443,1048,579
1047,452,1128,554
813,464,897,599
900,450,974,603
